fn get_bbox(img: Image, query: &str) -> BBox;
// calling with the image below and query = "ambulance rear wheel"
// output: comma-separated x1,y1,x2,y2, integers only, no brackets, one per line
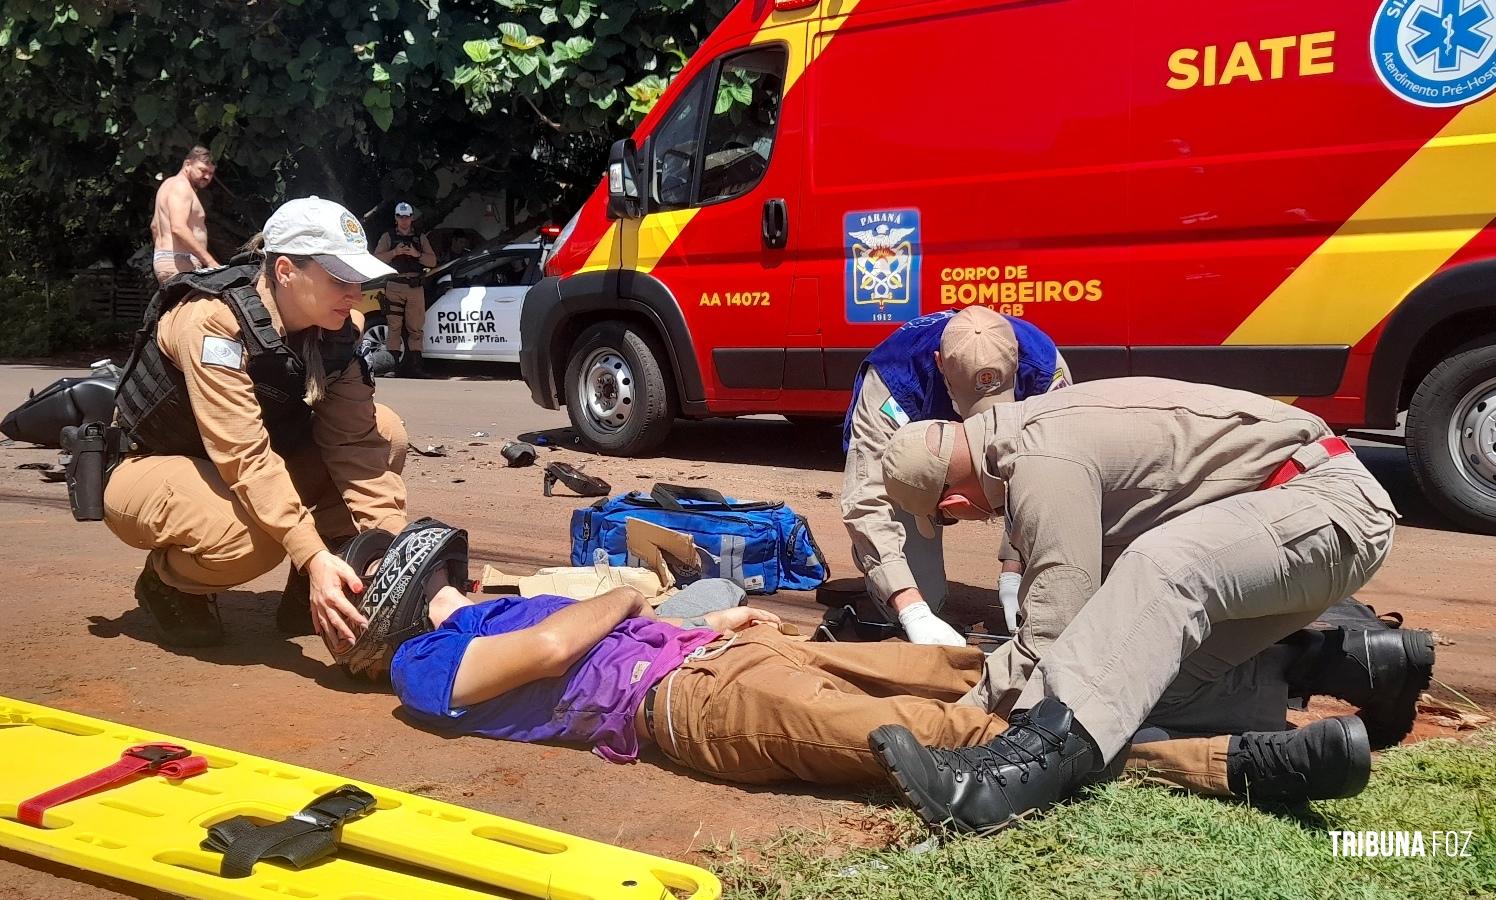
1407,340,1496,534
564,322,676,456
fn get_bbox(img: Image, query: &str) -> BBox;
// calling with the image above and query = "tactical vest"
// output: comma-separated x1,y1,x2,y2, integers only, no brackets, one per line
114,264,362,459
384,229,425,275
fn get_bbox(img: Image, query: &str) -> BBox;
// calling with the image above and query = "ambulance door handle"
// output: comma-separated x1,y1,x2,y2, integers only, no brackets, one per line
762,198,788,250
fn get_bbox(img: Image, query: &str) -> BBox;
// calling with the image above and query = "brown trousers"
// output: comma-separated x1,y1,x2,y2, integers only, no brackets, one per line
652,626,1230,793
103,404,407,594
383,281,426,353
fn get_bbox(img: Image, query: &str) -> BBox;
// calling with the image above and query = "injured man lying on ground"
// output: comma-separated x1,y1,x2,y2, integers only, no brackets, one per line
363,535,1418,813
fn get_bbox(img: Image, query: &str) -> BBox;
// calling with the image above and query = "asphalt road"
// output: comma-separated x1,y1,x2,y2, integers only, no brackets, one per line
0,362,1491,898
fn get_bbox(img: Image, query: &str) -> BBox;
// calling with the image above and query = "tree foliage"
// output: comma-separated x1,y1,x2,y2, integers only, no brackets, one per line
0,0,732,272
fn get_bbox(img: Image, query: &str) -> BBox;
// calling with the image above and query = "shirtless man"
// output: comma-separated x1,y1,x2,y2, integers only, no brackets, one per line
151,146,220,285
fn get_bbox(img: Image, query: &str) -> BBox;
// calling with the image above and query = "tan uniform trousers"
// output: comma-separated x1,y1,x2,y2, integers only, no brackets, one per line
968,455,1397,761
103,404,407,595
652,626,1230,795
383,281,426,353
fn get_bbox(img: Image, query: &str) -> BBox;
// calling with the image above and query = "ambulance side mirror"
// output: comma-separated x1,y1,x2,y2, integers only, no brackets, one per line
606,138,642,220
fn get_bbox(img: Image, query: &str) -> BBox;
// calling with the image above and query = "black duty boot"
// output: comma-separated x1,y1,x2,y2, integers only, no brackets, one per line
401,350,429,379
1295,627,1435,749
135,564,224,647
276,566,314,636
1227,715,1371,803
869,698,1098,834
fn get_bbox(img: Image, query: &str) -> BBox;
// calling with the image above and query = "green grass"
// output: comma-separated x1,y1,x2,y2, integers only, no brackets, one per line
706,731,1496,899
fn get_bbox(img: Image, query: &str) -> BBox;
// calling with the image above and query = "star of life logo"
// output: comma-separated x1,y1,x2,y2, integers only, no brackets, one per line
845,209,921,324
1372,0,1496,107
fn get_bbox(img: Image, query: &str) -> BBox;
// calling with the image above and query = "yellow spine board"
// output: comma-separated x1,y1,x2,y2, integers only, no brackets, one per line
0,696,721,900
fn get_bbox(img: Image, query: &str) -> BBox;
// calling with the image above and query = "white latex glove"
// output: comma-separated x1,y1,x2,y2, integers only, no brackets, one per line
998,571,1022,635
898,600,966,647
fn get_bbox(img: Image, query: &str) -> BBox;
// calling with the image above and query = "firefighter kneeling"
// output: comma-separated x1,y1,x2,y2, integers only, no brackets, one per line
104,198,408,654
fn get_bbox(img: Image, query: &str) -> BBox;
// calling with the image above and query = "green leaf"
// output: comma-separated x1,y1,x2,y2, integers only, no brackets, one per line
497,23,543,51
370,105,393,131
625,74,668,103
452,65,479,86
539,5,558,25
594,8,631,38
562,0,594,29
556,35,593,60
462,39,494,63
512,52,539,76
132,93,161,125
591,87,617,109
362,86,389,109
372,62,389,83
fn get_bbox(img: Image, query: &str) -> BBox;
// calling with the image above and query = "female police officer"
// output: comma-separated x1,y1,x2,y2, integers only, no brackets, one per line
104,197,409,653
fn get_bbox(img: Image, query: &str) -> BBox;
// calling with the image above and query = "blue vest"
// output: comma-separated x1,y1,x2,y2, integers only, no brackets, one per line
842,311,1061,451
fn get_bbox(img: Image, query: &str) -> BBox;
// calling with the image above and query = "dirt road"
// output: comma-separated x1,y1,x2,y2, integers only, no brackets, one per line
1,363,1490,897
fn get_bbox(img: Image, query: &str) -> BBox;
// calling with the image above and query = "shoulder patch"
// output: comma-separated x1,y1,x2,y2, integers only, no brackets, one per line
201,335,244,370
879,396,911,428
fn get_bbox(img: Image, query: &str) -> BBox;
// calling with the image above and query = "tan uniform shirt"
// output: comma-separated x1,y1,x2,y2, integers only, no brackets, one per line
841,367,923,603
158,294,407,569
966,377,1333,658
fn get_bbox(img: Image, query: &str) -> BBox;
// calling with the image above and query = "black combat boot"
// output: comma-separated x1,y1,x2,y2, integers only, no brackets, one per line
869,698,1099,834
135,564,224,647
276,566,313,636
1227,715,1371,803
1290,627,1435,749
400,350,429,379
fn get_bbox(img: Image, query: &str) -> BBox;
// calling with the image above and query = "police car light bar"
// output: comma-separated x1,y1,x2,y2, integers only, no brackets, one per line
539,224,563,239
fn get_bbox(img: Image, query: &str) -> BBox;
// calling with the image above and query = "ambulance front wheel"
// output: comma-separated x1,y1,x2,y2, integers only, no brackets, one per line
564,321,676,456
1407,340,1496,534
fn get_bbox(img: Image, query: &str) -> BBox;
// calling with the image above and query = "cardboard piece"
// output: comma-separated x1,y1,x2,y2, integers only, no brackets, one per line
625,517,699,590
470,519,698,607
479,562,664,602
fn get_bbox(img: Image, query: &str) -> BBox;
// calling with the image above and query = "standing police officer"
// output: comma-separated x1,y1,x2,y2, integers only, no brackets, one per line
104,198,409,653
374,201,436,378
841,306,1070,645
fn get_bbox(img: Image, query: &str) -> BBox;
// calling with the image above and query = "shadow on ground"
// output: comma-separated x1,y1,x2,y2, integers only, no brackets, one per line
1355,445,1463,532
521,417,845,472
85,589,387,695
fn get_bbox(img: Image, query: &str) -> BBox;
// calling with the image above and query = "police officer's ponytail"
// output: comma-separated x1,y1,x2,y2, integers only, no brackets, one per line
299,333,327,407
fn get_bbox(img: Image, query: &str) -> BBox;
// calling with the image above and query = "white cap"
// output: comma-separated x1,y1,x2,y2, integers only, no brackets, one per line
263,197,396,284
394,201,414,216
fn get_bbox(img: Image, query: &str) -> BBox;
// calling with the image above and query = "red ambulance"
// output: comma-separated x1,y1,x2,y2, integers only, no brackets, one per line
521,0,1496,532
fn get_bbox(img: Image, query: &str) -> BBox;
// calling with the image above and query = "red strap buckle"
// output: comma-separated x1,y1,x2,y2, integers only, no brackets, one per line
17,742,208,827
1260,437,1354,490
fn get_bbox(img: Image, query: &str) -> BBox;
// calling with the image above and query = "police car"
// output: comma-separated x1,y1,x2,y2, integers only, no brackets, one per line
360,237,552,365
